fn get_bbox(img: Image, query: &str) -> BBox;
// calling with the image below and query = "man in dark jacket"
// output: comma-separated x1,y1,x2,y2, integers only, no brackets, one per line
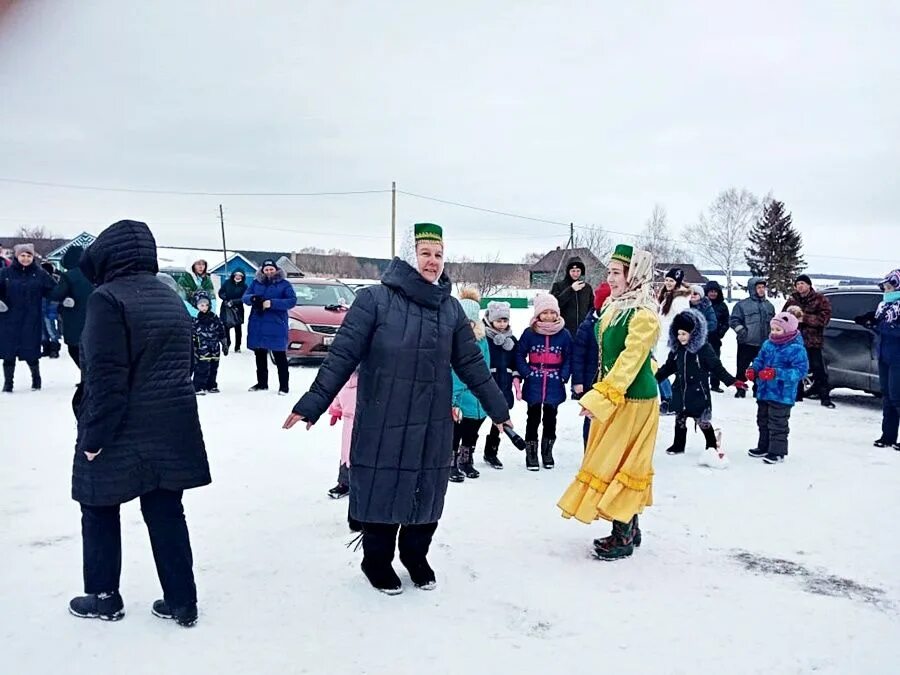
285,222,510,595
48,245,94,369
550,256,594,337
68,220,210,627
783,274,835,408
704,280,731,392
729,277,776,398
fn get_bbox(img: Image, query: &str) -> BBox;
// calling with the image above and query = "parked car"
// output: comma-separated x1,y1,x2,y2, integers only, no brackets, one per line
820,285,882,395
284,278,356,364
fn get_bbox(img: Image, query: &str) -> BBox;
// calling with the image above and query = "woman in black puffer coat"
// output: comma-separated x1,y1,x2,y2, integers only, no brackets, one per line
68,220,210,627
286,223,511,595
217,269,247,352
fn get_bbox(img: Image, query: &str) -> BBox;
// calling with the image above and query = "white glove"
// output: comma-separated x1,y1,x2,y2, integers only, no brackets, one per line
62,298,76,308
0,300,7,313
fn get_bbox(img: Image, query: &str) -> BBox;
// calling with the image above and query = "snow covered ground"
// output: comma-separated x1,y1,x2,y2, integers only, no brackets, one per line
3,308,899,675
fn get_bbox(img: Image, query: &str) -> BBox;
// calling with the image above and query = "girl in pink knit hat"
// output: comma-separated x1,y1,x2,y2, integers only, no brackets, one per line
515,293,573,471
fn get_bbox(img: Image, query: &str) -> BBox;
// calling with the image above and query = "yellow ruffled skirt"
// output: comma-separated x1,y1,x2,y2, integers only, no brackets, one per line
558,398,658,524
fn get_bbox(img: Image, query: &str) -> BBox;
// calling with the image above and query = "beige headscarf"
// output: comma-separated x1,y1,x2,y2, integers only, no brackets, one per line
605,248,658,324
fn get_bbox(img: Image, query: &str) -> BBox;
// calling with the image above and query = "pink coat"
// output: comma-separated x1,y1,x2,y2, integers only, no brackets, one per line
328,372,358,468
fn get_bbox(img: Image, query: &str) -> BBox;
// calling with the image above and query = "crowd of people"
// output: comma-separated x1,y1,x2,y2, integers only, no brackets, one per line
2,221,899,622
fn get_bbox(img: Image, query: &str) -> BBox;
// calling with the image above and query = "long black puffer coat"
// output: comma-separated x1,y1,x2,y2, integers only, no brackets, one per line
293,258,509,525
0,259,56,362
73,220,210,506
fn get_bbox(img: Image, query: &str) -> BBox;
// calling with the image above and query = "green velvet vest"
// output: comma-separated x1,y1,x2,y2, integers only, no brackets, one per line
595,308,659,400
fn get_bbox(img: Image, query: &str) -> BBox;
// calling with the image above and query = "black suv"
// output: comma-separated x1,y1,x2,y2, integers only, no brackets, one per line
821,285,883,395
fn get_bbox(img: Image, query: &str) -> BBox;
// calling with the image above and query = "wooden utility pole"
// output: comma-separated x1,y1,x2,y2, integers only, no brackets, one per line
391,181,397,258
552,222,576,283
219,204,228,273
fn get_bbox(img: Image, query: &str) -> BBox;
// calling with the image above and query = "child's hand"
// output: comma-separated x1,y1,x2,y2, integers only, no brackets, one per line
744,368,756,382
329,414,340,426
452,407,462,423
733,380,748,391
573,384,584,395
513,378,523,401
759,367,776,381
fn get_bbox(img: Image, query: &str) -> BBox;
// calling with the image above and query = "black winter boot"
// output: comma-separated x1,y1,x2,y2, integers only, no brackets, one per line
449,449,465,483
2,361,13,393
483,436,503,469
701,426,719,449
541,436,555,469
361,523,403,595
151,599,199,627
593,520,635,561
459,445,480,479
398,523,438,590
525,441,540,471
666,425,688,455
28,362,41,391
68,591,125,621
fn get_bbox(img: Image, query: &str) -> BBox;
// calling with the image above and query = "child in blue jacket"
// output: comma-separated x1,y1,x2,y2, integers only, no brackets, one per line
481,301,518,469
516,293,573,471
746,312,809,464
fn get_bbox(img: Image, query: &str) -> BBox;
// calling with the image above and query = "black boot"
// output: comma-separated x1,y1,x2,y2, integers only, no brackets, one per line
449,449,465,483
593,515,642,550
701,426,718,449
68,591,125,621
398,523,438,590
734,387,747,399
50,341,61,358
525,441,540,471
666,425,688,455
28,362,41,391
459,445,480,479
151,599,198,627
593,520,635,560
2,361,13,393
541,436,555,469
360,523,402,595
483,436,503,469
820,395,836,409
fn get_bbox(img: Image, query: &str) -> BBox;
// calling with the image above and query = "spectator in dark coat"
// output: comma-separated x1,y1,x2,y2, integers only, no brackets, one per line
68,220,210,627
782,274,835,408
550,256,594,337
285,223,511,595
729,277,776,398
48,245,95,369
0,243,57,392
704,281,731,392
192,291,228,394
688,285,717,336
218,269,247,352
572,282,611,446
243,259,297,394
481,301,519,468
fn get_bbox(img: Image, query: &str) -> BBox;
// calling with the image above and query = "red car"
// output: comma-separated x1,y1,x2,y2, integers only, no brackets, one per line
285,278,357,364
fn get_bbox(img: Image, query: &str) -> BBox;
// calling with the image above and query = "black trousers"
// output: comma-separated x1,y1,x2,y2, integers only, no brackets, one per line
80,489,197,607
254,348,289,391
525,403,558,442
3,358,39,384
880,359,900,444
193,359,220,391
709,340,723,388
67,344,81,370
226,324,242,351
736,343,761,379
756,400,792,457
453,417,485,450
806,347,830,397
361,521,438,566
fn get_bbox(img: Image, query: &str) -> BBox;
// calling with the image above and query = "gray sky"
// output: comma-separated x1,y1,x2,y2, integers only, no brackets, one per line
1,0,897,276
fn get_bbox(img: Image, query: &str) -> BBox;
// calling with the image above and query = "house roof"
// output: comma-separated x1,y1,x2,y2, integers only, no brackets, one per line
276,256,304,276
208,252,258,273
0,237,70,258
656,263,707,285
235,250,292,266
529,247,604,273
45,232,97,261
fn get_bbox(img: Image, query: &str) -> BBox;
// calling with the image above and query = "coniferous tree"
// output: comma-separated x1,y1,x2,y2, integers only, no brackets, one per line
745,199,806,297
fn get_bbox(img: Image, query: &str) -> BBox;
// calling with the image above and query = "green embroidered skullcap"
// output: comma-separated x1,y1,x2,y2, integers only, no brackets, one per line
610,244,633,265
414,222,443,244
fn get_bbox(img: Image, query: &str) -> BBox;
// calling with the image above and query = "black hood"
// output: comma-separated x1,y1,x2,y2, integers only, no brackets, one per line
61,245,84,271
669,308,709,354
381,257,451,310
229,270,247,284
566,257,586,278
81,220,159,285
704,280,725,304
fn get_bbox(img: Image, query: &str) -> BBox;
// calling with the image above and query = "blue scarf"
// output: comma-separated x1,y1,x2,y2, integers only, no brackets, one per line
875,290,900,325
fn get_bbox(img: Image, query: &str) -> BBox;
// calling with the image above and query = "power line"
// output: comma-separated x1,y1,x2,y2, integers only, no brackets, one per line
397,190,571,227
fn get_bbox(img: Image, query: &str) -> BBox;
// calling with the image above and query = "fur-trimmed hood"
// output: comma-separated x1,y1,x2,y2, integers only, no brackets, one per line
668,308,708,354
254,267,286,284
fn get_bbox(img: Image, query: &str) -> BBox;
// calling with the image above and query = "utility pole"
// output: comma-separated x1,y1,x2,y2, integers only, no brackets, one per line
219,204,228,274
391,181,397,258
552,222,576,284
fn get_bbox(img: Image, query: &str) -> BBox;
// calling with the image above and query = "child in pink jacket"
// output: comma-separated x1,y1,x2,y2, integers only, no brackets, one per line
327,371,358,499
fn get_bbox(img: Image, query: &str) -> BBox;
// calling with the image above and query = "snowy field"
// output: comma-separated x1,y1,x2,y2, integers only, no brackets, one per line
2,308,899,675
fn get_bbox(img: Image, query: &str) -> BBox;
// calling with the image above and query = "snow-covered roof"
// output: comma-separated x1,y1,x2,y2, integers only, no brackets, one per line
156,247,234,272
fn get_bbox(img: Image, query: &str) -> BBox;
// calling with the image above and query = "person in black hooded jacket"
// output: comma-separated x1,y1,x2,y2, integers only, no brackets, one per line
704,280,731,392
550,256,594,337
48,245,95,369
68,220,210,628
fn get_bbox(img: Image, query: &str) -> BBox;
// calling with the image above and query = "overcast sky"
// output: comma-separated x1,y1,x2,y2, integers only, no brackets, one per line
0,0,897,275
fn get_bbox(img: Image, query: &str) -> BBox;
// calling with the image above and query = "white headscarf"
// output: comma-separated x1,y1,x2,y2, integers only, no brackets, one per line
605,248,658,323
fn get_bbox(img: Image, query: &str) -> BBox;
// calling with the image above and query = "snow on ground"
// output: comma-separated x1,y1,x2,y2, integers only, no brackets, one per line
2,309,899,675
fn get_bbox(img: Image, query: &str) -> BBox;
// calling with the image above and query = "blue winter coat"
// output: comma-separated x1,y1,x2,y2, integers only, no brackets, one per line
242,270,297,351
0,259,57,362
292,258,509,525
751,335,809,406
484,323,519,409
875,312,900,365
453,337,492,419
516,326,573,406
691,296,717,337
572,311,600,390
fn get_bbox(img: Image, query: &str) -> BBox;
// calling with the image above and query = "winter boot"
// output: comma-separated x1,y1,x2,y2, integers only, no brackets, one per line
820,396,836,409
701,426,719,450
328,483,350,499
248,384,268,392
68,591,125,621
540,436,556,469
483,436,503,469
449,449,465,483
361,524,403,595
398,523,438,590
458,445,480,479
525,441,540,471
2,362,13,393
734,387,747,399
593,520,635,561
665,425,688,455
50,341,61,358
29,362,41,391
151,599,199,627
41,341,51,358
594,515,642,550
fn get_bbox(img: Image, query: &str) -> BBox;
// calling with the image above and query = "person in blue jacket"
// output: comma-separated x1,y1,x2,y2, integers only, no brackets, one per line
689,285,717,338
856,268,900,450
243,259,297,395
572,283,611,448
481,300,519,469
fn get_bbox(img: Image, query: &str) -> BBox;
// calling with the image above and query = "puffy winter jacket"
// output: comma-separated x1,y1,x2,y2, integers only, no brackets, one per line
453,337,492,419
193,310,227,360
516,326,573,406
782,290,832,350
690,295,718,338
292,258,509,525
242,270,297,352
48,245,95,346
218,272,247,327
178,267,215,310
0,259,56,362
572,311,600,390
704,281,731,346
484,321,519,409
73,220,210,506
730,278,776,346
751,335,809,406
550,257,594,337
